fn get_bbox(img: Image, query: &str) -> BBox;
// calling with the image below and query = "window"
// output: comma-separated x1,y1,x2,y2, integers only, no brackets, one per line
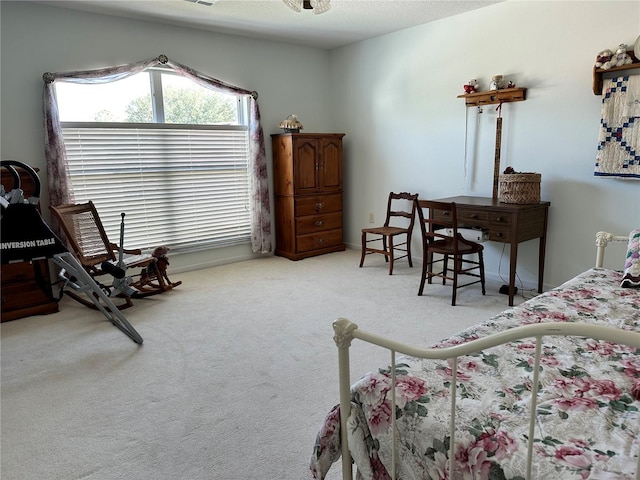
56,68,251,253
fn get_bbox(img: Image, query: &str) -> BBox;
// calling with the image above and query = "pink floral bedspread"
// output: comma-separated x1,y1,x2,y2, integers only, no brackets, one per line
311,268,640,479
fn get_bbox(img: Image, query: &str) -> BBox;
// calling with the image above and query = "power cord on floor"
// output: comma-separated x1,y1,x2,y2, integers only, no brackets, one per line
496,244,539,302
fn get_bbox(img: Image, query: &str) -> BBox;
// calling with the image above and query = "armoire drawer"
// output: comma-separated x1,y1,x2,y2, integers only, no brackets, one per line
2,261,39,283
296,212,342,235
296,229,343,253
1,281,53,311
295,193,342,216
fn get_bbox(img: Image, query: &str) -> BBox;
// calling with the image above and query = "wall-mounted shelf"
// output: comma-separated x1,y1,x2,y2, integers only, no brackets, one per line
457,87,527,107
592,50,640,95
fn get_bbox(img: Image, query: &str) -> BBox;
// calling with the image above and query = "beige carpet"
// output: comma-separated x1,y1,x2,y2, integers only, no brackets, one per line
1,249,524,480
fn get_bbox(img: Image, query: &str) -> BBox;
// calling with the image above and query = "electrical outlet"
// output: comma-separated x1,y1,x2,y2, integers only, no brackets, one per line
368,212,375,224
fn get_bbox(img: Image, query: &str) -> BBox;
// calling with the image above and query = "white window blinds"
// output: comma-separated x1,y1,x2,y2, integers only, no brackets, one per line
62,124,251,253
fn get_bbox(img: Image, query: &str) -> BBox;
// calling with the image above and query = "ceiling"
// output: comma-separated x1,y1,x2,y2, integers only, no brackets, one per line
38,0,502,50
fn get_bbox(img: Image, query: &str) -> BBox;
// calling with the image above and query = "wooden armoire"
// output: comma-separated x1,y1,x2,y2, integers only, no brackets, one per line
271,133,346,260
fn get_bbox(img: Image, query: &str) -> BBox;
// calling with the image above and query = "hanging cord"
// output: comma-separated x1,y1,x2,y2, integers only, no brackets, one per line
473,106,482,189
464,107,469,187
463,106,483,190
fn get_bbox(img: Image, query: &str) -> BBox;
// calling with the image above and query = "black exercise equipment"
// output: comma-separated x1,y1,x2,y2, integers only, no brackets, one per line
1,160,143,344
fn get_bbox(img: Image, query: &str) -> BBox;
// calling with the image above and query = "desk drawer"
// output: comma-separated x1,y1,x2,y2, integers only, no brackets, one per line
488,212,513,242
488,227,511,242
431,208,451,224
458,209,489,228
490,212,512,226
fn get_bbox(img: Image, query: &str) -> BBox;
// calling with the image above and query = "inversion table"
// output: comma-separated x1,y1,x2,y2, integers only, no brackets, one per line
1,160,143,344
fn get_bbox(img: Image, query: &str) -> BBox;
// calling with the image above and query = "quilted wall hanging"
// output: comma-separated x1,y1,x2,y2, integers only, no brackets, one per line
594,75,640,179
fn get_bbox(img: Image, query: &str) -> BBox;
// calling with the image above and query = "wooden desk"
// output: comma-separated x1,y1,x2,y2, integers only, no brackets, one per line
432,196,550,306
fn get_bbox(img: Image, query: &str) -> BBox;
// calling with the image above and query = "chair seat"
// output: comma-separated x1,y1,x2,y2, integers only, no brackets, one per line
361,226,409,235
429,238,483,255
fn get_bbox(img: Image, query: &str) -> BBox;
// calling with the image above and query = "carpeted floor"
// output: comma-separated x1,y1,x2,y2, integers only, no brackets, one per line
1,249,523,480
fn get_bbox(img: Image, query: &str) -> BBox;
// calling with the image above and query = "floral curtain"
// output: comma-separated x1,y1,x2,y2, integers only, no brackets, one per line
43,54,272,254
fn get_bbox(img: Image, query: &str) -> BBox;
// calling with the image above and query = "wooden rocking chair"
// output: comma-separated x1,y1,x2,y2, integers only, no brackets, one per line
50,201,179,310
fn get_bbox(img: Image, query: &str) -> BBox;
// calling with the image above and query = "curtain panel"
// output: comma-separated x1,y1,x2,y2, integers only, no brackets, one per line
43,54,272,254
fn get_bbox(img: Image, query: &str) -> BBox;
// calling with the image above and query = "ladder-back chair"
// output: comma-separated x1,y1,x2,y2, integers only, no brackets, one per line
359,192,419,275
415,199,486,305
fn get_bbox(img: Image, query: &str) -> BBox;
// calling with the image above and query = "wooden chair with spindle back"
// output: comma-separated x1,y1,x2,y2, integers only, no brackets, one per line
415,199,486,305
359,192,419,275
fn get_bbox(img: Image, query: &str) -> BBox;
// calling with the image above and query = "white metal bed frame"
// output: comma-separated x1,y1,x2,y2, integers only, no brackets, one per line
333,231,639,480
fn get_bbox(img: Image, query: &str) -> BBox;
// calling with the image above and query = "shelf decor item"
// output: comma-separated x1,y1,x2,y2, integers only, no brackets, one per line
499,168,541,204
278,114,304,133
490,74,504,90
592,41,639,95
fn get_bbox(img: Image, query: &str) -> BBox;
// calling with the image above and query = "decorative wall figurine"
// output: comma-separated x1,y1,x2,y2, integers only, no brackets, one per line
463,79,479,94
490,75,504,90
595,49,613,69
597,43,633,70
278,114,303,133
611,43,633,67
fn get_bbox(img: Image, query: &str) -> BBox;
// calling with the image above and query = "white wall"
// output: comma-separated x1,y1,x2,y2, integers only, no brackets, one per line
0,1,333,271
331,0,640,288
2,1,639,289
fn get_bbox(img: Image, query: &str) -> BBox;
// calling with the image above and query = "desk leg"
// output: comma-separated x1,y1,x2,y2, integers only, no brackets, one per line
509,240,518,307
538,208,549,294
537,239,546,294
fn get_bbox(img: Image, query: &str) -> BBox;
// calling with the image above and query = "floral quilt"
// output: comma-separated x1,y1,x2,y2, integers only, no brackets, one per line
311,268,640,480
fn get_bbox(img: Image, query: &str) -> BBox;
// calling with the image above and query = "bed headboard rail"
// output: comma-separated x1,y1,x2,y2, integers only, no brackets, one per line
595,230,629,267
333,318,640,480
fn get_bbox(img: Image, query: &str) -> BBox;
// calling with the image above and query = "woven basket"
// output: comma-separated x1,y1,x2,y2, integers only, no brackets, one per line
498,173,541,204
